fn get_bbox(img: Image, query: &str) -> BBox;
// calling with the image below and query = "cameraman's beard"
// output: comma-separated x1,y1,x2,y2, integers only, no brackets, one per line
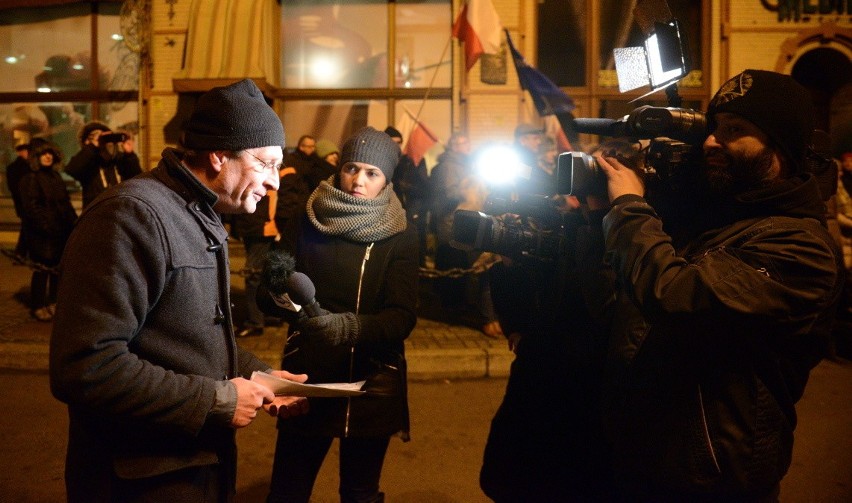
702,146,776,196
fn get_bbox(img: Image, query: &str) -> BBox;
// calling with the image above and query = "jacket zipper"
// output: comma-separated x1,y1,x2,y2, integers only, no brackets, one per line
697,384,722,474
344,242,374,437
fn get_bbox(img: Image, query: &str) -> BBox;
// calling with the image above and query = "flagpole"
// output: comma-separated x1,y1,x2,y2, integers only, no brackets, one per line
411,33,453,130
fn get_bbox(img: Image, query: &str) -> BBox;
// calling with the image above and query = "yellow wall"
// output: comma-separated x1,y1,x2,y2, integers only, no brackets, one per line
142,0,851,165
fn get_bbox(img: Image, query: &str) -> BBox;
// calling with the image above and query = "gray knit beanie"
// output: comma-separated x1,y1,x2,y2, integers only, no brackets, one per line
181,79,285,151
340,126,401,180
708,70,814,167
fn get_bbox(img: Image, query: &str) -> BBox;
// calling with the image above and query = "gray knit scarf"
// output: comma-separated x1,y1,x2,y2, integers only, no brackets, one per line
306,176,408,242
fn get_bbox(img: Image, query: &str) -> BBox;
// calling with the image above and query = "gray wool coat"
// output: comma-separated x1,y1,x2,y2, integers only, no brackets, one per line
50,148,271,500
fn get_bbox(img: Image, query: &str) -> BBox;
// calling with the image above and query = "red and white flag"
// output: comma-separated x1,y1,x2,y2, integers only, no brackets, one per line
397,108,439,166
452,0,502,72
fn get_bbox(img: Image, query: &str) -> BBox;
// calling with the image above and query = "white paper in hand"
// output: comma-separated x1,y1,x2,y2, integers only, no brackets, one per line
251,371,366,397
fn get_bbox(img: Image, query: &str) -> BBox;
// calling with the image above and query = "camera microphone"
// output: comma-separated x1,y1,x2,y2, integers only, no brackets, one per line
285,272,325,318
572,118,630,137
572,106,707,144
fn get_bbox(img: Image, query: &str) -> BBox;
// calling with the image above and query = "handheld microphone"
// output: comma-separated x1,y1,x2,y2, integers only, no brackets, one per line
285,272,325,318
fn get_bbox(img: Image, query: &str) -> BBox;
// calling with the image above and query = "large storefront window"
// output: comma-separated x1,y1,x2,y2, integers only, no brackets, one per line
278,0,452,151
281,2,389,89
0,2,139,185
2,4,92,93
536,0,587,88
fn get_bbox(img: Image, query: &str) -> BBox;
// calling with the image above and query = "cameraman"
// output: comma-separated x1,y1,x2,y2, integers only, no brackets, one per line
588,70,844,500
479,195,613,501
66,121,142,208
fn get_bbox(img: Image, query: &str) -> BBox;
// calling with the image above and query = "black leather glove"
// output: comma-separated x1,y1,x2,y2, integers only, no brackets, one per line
298,312,361,346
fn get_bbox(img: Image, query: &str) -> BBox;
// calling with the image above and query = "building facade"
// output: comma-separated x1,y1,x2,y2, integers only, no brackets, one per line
0,0,850,182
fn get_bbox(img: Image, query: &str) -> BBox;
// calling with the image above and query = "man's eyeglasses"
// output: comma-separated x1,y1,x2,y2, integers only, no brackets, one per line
244,151,282,174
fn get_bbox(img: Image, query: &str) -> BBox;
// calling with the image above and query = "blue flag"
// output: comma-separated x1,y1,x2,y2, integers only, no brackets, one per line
505,30,575,116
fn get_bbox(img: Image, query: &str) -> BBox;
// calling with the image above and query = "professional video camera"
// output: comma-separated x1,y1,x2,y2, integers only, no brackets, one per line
451,194,567,261
451,0,701,260
563,105,707,199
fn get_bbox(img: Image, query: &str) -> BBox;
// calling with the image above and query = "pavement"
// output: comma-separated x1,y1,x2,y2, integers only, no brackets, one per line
0,230,514,380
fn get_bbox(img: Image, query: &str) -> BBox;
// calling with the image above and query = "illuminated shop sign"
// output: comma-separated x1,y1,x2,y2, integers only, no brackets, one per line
762,0,852,22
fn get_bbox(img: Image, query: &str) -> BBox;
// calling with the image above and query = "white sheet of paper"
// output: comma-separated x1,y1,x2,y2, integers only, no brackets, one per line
251,371,366,397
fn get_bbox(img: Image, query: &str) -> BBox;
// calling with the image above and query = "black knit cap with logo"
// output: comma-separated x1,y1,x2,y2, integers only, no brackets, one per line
341,126,401,180
181,78,285,151
707,69,814,168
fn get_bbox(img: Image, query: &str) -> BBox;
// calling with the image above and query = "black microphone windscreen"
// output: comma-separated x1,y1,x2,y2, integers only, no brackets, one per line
286,272,317,306
262,249,296,295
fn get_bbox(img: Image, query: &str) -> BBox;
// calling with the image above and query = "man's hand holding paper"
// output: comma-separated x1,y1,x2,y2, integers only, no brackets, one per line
262,370,310,419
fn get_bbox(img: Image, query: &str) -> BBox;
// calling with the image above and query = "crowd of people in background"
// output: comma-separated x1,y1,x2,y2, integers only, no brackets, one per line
3,122,140,322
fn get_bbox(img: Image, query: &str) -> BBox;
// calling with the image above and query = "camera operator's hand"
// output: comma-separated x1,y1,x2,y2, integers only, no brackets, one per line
121,136,135,154
594,152,645,203
85,129,102,148
553,194,580,214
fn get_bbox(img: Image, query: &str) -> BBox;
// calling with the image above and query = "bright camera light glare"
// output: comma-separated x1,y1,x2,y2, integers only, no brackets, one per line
475,145,521,186
72,64,84,70
5,56,18,64
645,34,682,88
111,33,124,41
37,87,52,93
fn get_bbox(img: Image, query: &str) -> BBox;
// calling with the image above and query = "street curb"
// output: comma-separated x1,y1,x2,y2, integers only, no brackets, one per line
228,346,514,381
0,342,49,370
0,343,516,380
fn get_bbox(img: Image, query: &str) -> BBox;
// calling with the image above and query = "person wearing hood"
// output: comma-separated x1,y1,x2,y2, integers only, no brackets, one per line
262,126,418,503
18,142,77,321
584,70,844,500
312,138,340,189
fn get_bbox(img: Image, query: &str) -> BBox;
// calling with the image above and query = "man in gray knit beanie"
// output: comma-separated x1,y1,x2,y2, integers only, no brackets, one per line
50,78,309,503
182,78,284,151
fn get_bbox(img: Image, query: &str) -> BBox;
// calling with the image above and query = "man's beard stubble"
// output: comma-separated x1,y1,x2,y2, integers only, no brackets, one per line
702,146,777,196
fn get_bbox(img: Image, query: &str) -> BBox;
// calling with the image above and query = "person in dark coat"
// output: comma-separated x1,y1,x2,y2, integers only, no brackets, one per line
5,142,31,258
49,79,309,503
314,138,341,186
479,199,613,502
513,123,553,197
262,126,418,503
64,121,142,208
277,134,323,252
231,193,279,337
588,70,844,500
18,142,77,321
385,125,431,265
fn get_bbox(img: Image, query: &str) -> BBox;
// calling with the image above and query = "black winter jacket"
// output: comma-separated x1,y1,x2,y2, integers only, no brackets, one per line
65,144,142,207
279,213,419,439
597,173,843,500
18,154,77,265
